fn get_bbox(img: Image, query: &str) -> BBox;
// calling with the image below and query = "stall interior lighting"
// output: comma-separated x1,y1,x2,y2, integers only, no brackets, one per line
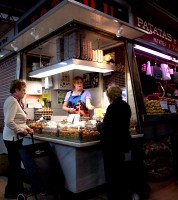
0,49,3,57
30,28,40,40
28,59,115,78
11,41,18,51
116,22,123,37
134,44,178,63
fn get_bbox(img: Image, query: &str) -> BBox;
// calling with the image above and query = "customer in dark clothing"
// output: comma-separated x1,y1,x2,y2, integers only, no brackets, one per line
97,83,132,200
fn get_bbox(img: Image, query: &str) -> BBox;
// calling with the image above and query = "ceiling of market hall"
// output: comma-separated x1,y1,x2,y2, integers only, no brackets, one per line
0,0,39,38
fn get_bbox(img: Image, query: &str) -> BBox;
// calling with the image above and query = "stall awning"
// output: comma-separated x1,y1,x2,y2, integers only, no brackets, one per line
2,0,147,52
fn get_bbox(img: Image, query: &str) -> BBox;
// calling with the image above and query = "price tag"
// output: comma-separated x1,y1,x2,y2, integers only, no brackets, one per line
160,101,168,110
67,114,80,124
73,114,80,125
169,105,176,113
67,114,75,123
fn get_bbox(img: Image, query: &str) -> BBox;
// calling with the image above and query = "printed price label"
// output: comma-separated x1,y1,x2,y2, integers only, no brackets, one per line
169,105,176,113
160,101,168,110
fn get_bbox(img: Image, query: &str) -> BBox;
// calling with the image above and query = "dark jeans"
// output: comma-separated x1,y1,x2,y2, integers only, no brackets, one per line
102,147,129,200
4,139,24,195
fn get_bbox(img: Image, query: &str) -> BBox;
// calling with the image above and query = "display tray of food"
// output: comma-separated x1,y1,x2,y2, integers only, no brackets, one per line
144,96,178,115
42,121,58,136
27,120,43,134
34,130,100,143
58,127,100,142
28,119,101,143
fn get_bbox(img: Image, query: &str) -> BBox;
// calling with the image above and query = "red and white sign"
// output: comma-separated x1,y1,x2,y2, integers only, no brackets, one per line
134,16,178,54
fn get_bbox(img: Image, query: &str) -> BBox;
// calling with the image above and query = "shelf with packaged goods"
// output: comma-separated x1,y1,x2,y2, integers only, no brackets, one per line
28,58,115,79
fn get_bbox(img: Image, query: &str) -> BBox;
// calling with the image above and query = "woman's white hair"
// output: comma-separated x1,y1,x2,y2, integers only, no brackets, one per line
106,83,122,103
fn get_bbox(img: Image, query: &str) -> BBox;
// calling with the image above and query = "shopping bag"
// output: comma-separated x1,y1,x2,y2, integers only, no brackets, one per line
19,136,64,195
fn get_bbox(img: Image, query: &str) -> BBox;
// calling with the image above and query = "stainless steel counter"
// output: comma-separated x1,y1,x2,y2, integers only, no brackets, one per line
23,135,105,194
28,133,143,147
23,133,143,193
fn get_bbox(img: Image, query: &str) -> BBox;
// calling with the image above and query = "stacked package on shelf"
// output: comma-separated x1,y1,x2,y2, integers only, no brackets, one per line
68,31,80,59
34,108,53,121
80,33,88,60
64,35,69,60
92,49,103,62
86,40,93,61
56,37,64,62
56,31,94,62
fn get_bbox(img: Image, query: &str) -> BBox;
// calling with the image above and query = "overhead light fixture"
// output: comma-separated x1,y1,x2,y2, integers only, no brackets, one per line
11,41,18,51
116,22,123,37
134,44,178,63
30,28,40,40
0,48,4,57
134,44,173,60
28,59,115,78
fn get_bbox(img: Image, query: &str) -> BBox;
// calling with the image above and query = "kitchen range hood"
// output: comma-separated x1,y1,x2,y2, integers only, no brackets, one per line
28,59,115,78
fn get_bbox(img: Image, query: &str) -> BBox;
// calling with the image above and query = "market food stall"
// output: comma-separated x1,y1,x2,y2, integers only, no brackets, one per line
23,133,104,193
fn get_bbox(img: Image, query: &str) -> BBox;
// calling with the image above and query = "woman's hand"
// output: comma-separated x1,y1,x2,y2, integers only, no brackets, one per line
88,105,95,110
23,129,29,136
26,127,34,134
68,108,77,113
86,99,95,110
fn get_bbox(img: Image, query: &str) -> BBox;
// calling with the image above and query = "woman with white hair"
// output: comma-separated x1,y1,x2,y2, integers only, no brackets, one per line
97,83,132,200
3,80,33,199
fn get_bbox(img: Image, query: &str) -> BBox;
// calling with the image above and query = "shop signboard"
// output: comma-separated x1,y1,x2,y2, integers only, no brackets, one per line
18,0,129,32
134,16,178,55
0,29,14,49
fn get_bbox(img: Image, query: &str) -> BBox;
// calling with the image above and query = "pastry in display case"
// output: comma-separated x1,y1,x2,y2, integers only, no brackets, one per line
129,120,138,135
80,121,100,142
58,123,82,140
27,119,43,134
42,121,58,136
29,117,100,142
58,119,100,142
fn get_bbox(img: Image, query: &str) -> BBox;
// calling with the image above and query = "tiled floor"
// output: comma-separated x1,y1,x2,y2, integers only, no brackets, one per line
0,175,107,200
1,175,178,200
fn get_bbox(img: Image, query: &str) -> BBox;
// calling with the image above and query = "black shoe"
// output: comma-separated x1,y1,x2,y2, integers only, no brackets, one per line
21,187,29,194
4,193,18,199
